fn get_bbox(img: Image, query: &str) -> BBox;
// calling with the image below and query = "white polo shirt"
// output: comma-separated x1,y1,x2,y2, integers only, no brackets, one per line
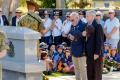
104,17,120,39
16,18,20,26
62,20,72,34
81,17,87,23
52,18,62,37
0,16,4,26
43,17,52,37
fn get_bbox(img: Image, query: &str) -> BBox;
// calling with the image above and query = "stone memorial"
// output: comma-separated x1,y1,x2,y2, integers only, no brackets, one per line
0,26,46,80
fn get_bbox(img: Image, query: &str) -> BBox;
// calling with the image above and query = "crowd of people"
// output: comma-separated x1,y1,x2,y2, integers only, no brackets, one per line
0,0,120,80
38,9,120,80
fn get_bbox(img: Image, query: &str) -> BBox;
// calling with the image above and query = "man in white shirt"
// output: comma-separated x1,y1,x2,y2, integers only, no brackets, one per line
41,10,52,45
78,10,87,23
0,8,9,26
51,11,62,45
104,9,120,48
0,9,4,26
12,8,22,26
96,11,105,28
61,12,72,46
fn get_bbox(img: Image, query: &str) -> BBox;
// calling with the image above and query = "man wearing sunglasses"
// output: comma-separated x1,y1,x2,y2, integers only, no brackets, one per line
78,10,87,23
104,9,120,50
61,12,72,46
41,10,52,45
12,8,22,26
95,11,105,28
68,12,87,80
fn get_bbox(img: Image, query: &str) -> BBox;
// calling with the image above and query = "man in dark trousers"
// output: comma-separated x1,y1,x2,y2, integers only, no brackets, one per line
85,10,104,80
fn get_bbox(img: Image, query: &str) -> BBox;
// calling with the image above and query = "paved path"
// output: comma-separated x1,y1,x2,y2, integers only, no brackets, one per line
48,72,120,80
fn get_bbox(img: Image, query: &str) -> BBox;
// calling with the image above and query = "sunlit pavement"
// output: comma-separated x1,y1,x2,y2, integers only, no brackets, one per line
102,72,120,80
48,72,120,80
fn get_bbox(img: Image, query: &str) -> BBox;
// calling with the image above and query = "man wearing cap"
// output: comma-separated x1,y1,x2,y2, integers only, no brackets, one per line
51,11,62,45
61,12,72,46
41,10,52,45
0,8,9,26
96,11,105,28
78,10,87,23
12,8,22,26
18,0,45,34
104,9,120,49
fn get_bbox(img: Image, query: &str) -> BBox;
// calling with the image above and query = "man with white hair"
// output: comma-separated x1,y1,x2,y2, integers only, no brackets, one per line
104,9,120,49
0,8,9,26
68,12,87,80
85,10,104,80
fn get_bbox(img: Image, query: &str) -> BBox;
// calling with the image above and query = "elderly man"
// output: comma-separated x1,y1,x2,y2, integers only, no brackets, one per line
104,9,120,49
85,10,104,80
0,8,9,26
68,12,87,80
12,8,22,26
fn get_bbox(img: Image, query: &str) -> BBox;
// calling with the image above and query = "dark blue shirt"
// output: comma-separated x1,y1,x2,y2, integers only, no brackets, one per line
52,51,64,62
69,20,86,57
110,54,120,63
103,50,109,57
62,55,72,66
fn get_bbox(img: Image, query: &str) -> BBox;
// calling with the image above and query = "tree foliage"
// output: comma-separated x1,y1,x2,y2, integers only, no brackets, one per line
38,0,56,8
19,0,26,7
72,0,90,8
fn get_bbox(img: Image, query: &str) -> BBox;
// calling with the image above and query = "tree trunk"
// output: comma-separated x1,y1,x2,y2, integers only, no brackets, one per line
56,0,65,8
10,0,20,18
0,0,2,7
2,0,12,19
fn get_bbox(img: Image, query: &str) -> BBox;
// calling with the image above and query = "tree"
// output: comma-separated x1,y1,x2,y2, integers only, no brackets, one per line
10,0,20,17
19,0,26,7
38,0,56,8
67,0,91,9
2,0,19,20
2,0,12,18
73,0,90,8
65,0,72,8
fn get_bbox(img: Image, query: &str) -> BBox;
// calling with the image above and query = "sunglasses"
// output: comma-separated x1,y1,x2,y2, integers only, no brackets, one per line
79,13,83,15
96,15,101,16
66,16,70,18
109,12,113,14
16,12,22,13
44,14,48,15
